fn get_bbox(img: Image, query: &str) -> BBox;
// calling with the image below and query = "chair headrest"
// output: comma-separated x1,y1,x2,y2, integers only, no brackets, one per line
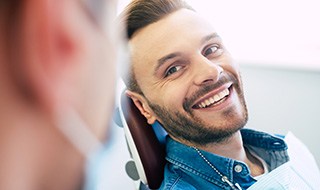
119,91,167,189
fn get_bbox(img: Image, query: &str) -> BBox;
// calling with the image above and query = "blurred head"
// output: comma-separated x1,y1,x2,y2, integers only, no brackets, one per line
121,0,248,146
0,0,122,189
0,0,120,147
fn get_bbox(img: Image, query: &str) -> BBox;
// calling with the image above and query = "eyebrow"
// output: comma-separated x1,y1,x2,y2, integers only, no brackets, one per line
201,33,219,45
154,33,220,74
156,52,181,72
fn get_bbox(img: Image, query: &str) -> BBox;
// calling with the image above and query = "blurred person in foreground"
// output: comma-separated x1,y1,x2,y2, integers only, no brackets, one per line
120,0,320,189
0,0,123,190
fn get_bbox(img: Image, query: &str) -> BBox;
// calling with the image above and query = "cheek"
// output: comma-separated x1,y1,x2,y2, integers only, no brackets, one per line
160,83,188,110
220,58,241,78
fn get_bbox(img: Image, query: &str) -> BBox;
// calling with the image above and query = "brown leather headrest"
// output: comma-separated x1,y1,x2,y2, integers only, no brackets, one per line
120,92,166,189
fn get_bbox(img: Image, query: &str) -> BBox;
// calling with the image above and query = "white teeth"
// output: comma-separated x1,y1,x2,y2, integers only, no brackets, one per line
197,88,230,108
213,94,220,102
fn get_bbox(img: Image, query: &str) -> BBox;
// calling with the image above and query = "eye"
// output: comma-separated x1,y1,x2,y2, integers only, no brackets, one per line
165,65,183,77
203,44,222,57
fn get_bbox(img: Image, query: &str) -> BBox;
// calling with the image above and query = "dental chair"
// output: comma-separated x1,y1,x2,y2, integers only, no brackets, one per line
114,91,167,190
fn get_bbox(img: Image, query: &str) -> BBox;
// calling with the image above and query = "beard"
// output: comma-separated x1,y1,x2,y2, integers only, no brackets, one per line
147,72,248,146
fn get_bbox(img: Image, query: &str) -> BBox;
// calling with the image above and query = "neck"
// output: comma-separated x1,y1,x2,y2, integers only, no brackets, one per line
198,131,247,161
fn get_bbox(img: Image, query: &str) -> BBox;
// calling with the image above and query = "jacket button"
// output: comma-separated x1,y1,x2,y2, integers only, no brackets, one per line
234,164,243,173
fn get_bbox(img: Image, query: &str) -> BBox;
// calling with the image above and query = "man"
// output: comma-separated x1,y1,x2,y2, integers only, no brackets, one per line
120,0,320,189
0,0,122,190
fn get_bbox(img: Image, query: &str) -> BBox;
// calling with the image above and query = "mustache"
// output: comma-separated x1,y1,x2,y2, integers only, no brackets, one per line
183,72,238,112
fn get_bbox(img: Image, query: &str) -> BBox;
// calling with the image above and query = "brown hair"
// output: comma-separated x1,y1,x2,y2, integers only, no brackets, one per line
120,0,194,94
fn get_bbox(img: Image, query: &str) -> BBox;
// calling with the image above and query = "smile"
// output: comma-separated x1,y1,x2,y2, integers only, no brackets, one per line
192,84,232,109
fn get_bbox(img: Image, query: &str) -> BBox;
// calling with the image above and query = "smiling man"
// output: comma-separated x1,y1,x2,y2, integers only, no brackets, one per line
121,0,320,189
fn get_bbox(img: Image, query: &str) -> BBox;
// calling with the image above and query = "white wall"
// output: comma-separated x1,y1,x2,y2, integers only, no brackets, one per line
241,64,320,165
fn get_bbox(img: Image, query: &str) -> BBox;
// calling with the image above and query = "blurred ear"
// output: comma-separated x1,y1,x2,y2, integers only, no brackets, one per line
21,0,89,112
126,90,157,125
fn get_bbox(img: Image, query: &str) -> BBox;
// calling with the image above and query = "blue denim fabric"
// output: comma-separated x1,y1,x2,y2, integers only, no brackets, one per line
159,128,289,190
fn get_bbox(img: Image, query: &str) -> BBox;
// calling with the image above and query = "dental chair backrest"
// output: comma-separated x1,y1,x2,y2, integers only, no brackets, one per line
116,91,167,189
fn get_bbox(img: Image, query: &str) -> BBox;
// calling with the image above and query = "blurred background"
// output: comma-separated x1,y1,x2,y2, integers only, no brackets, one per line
102,0,320,189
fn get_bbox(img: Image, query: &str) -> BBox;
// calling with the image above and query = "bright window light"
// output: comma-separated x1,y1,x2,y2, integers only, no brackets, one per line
186,0,320,71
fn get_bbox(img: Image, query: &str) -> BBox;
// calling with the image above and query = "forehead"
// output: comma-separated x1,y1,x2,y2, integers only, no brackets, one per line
129,9,216,70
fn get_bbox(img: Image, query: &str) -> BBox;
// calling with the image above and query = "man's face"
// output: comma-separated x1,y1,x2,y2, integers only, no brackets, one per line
130,9,248,145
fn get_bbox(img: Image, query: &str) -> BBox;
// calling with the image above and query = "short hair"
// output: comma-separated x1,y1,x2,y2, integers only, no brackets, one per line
120,0,194,94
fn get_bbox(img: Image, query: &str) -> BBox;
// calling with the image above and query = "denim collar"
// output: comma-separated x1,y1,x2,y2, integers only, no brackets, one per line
165,128,289,188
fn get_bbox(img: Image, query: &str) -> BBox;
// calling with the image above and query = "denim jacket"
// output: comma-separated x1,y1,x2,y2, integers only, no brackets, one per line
159,128,289,190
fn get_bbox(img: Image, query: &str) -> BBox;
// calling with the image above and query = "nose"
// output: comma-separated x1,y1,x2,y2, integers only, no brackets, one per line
192,57,223,86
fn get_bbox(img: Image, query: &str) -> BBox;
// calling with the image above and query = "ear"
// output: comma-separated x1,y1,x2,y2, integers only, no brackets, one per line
21,0,87,113
126,90,157,125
